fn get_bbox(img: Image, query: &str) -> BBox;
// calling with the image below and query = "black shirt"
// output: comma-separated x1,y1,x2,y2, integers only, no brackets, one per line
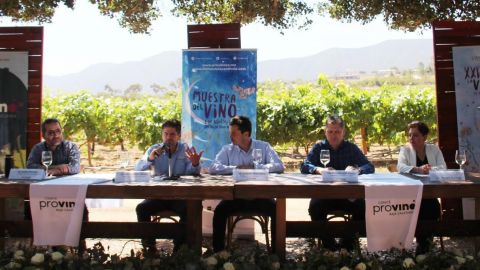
416,154,429,167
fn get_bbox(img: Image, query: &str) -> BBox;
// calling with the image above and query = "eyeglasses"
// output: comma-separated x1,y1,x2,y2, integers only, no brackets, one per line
46,129,62,137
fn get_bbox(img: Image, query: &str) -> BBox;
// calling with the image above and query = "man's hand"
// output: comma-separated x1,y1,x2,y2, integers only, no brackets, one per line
148,147,165,161
48,164,69,176
186,146,203,167
314,167,332,174
345,166,360,174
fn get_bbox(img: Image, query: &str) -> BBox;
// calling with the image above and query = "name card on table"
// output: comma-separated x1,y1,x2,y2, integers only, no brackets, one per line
233,168,269,182
429,169,465,182
322,170,359,182
114,171,151,183
8,169,45,180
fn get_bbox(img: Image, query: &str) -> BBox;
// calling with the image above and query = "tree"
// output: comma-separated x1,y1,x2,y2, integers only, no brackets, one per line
0,0,159,33
168,78,182,91
103,84,120,96
321,1,480,31
124,83,142,96
150,83,167,94
3,1,479,34
1,0,312,33
171,0,313,32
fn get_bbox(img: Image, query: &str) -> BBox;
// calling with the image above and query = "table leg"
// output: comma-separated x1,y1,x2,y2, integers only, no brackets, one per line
0,198,4,249
276,198,286,261
475,198,480,253
185,200,203,254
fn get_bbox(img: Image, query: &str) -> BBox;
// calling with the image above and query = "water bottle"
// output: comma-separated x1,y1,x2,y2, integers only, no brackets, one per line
5,155,13,178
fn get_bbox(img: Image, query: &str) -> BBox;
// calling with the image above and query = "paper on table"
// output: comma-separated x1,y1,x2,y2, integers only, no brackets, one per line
411,173,429,178
233,168,269,182
322,170,358,182
429,169,465,182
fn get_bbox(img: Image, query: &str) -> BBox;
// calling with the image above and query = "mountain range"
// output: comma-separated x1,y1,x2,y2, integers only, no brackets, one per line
44,39,433,94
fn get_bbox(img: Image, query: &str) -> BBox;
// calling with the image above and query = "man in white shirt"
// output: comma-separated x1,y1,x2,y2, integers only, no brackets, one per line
210,115,284,252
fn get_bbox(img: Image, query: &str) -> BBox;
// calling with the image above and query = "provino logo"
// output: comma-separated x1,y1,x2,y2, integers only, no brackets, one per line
372,200,416,216
39,200,76,210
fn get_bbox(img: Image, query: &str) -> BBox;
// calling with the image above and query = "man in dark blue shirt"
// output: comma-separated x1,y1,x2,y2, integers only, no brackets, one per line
301,115,374,250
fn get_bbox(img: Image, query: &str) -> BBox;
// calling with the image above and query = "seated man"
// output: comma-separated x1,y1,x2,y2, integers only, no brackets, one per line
134,119,202,252
26,118,85,220
210,115,284,252
27,118,80,176
301,115,374,250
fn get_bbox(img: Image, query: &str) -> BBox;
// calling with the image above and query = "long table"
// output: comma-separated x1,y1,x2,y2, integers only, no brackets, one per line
235,172,480,260
1,172,480,259
0,174,234,253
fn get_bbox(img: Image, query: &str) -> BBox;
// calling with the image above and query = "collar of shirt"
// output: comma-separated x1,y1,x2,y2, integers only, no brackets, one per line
43,141,65,153
321,139,346,152
233,139,255,154
161,142,181,156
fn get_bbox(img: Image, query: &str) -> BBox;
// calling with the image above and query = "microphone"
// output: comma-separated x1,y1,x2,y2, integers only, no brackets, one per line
164,143,174,179
163,143,172,159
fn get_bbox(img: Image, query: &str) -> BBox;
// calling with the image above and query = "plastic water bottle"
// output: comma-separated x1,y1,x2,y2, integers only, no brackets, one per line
5,155,13,178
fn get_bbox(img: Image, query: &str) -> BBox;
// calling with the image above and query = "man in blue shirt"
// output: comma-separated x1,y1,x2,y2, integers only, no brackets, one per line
26,118,84,218
134,119,202,252
210,115,284,252
301,115,374,250
27,118,81,176
25,118,87,249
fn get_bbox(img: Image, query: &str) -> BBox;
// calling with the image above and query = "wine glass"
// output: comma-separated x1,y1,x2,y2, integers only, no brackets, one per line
455,149,467,170
119,151,130,170
320,149,330,167
41,151,53,176
252,148,263,169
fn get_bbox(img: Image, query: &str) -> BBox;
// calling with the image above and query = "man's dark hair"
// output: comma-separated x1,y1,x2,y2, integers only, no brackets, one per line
41,118,62,135
230,115,252,136
325,114,345,129
408,121,429,136
162,119,181,134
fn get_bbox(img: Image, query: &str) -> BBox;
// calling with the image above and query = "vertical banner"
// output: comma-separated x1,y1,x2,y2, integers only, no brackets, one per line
452,46,480,172
181,49,257,167
453,46,480,219
0,51,28,172
363,174,423,252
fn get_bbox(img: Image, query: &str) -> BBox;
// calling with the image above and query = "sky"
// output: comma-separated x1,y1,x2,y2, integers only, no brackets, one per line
2,1,431,76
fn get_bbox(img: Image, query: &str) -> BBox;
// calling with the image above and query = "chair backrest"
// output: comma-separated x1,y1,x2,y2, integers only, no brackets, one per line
326,210,352,222
227,214,270,251
151,210,180,223
387,164,398,173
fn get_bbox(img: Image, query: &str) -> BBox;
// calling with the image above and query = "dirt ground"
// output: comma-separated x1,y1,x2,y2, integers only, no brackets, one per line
78,143,471,257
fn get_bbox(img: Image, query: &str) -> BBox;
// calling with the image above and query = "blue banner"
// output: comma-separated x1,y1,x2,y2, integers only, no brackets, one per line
181,49,257,167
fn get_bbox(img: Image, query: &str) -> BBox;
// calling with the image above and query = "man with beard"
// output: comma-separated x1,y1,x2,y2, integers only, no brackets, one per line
134,119,202,252
27,118,80,175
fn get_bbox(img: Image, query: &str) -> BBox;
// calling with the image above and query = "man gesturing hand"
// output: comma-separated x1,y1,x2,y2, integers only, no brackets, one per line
186,146,203,167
